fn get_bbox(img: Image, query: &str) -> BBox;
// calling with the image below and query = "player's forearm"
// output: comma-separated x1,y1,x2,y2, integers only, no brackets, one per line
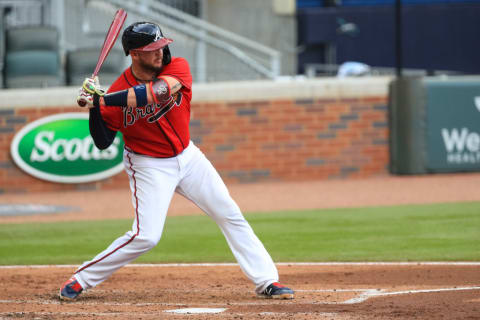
98,86,148,108
99,76,181,108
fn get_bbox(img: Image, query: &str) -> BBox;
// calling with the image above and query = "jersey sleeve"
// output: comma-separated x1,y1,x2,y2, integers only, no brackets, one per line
89,101,117,149
160,57,193,90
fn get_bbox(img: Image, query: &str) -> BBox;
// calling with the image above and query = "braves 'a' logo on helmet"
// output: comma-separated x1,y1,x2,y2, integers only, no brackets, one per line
153,29,161,42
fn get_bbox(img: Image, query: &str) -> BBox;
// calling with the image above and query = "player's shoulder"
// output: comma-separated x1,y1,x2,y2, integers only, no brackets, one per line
161,57,192,90
165,57,190,70
170,56,189,65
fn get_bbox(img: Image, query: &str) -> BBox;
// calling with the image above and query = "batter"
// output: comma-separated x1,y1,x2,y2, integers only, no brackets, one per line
59,21,294,300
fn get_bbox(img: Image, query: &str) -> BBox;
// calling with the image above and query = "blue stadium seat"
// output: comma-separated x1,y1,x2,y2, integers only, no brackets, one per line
4,26,64,88
6,26,58,52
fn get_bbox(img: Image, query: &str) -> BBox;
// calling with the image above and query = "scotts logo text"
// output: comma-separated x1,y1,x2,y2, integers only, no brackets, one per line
11,113,124,183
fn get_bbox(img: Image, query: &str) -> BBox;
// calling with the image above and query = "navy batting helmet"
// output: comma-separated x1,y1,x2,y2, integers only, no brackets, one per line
121,22,172,65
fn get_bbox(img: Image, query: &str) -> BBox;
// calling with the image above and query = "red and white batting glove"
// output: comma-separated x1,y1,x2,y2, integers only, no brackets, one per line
77,88,95,108
77,77,104,108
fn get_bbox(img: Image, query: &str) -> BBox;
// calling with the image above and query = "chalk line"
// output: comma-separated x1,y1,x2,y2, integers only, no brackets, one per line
1,261,480,269
343,286,480,304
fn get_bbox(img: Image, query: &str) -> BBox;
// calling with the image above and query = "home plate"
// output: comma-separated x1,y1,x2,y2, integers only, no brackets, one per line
164,308,227,314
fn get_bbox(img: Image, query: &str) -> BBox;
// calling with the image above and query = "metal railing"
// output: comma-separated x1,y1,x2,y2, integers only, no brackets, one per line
0,0,283,84
103,0,282,80
304,63,461,78
0,0,48,27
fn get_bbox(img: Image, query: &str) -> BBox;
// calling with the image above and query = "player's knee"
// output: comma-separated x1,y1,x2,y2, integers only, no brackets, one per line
212,199,241,219
134,236,160,252
214,209,245,226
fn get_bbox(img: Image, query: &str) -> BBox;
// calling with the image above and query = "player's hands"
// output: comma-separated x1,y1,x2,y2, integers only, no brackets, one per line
77,88,95,108
77,77,104,108
82,76,105,96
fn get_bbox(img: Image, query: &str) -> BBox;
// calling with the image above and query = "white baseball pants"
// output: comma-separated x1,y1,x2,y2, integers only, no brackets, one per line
74,142,278,293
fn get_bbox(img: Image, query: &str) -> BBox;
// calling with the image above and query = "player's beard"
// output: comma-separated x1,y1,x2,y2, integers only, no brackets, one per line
137,56,163,75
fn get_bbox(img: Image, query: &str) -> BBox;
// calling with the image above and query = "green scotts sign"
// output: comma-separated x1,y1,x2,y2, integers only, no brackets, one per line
11,113,124,183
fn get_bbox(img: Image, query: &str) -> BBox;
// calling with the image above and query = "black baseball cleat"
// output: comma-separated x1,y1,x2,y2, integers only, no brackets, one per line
258,282,294,299
59,277,83,300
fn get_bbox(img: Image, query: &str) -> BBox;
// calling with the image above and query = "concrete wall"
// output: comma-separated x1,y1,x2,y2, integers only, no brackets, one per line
0,77,392,193
205,0,297,78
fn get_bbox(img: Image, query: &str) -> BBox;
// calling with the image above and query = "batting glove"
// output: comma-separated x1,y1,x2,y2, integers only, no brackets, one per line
82,76,105,96
77,77,105,108
77,88,95,108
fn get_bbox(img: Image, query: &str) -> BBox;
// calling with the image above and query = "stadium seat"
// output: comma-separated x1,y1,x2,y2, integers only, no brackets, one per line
0,14,4,88
6,26,59,52
66,48,125,87
5,50,62,88
4,26,64,88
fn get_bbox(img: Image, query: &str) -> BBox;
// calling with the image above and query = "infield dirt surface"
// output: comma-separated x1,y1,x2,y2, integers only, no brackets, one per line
1,173,480,319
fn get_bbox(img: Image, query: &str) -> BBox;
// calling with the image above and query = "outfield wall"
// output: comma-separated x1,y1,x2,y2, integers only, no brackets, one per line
0,77,391,193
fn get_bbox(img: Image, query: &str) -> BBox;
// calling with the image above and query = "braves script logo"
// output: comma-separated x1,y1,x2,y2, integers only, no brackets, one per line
123,92,182,128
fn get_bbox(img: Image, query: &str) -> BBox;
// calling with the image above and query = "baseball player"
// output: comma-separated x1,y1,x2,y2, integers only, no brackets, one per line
59,22,294,300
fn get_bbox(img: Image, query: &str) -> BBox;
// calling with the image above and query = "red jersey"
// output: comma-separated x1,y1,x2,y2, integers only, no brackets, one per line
101,57,193,157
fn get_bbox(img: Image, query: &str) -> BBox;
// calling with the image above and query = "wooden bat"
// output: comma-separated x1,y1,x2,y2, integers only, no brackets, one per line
78,9,127,106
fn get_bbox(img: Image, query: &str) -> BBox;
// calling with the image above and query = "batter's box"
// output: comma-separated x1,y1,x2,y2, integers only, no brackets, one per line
298,286,480,305
294,288,381,304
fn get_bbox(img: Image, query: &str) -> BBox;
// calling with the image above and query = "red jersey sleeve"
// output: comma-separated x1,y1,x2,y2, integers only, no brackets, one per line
160,57,192,90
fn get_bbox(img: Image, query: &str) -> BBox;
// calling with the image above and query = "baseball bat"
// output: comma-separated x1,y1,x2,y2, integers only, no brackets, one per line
78,9,127,106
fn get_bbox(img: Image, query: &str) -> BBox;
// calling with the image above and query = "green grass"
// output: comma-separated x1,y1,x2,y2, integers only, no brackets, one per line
1,202,479,265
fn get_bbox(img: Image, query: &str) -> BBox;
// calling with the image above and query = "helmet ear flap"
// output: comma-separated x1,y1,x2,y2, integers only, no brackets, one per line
162,45,171,65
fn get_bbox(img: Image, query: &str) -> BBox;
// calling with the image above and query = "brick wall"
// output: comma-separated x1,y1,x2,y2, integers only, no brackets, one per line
0,78,391,193
191,96,389,183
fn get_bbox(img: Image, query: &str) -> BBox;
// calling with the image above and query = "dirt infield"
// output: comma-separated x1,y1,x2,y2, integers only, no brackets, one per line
1,173,480,319
0,263,479,319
